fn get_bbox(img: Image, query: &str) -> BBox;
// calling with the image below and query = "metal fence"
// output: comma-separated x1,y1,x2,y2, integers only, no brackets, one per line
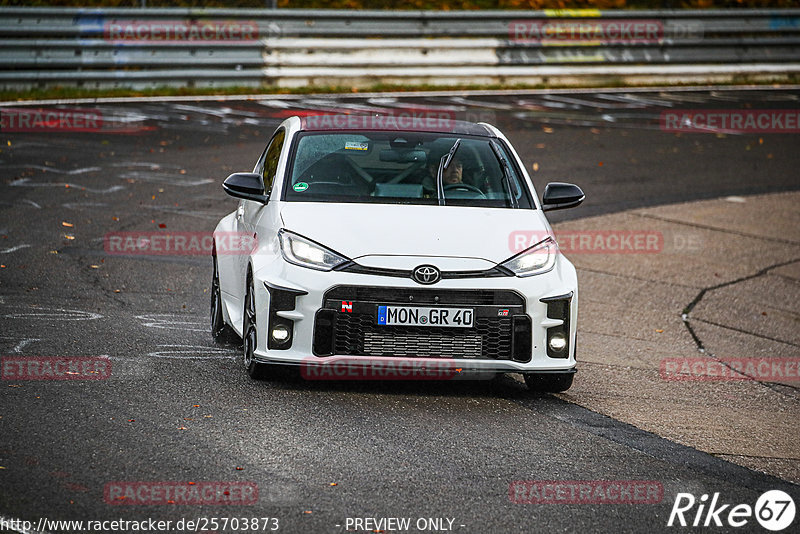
1,8,799,90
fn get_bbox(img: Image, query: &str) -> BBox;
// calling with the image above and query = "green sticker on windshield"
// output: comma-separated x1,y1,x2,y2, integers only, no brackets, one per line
293,182,309,192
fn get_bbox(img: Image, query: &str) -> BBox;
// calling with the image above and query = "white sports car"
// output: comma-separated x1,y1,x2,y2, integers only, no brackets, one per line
211,114,584,392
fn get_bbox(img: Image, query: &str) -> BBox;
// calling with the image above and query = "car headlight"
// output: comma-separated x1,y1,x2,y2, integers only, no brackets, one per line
500,237,557,277
278,229,349,271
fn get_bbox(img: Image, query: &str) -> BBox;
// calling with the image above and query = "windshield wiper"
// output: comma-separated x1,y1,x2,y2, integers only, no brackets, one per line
490,140,519,209
436,138,461,206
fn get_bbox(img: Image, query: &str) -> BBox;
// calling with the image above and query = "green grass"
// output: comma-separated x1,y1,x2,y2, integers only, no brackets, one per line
4,1,799,9
2,75,798,102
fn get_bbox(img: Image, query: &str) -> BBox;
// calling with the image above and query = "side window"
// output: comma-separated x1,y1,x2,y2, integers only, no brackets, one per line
262,129,286,196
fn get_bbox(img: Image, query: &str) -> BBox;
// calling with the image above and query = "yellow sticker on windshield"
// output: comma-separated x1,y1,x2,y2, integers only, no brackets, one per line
345,141,369,151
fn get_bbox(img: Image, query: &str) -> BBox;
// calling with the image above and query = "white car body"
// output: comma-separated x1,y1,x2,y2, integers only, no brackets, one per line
212,115,582,390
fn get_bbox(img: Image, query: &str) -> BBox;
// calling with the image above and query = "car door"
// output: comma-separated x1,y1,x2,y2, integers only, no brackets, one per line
232,128,286,297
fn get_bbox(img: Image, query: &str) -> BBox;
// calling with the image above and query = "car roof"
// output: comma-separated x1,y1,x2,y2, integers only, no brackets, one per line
297,114,495,136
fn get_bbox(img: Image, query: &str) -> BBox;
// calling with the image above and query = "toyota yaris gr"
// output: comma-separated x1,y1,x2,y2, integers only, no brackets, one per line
211,114,584,392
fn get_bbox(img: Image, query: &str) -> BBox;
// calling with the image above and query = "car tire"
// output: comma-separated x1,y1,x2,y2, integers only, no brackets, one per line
243,275,269,380
210,253,238,344
523,372,574,393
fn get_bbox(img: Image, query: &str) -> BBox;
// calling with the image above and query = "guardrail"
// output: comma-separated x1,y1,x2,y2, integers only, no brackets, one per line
1,8,799,90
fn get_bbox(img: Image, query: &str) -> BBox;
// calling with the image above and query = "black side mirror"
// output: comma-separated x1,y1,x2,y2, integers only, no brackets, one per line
542,182,585,211
222,172,268,203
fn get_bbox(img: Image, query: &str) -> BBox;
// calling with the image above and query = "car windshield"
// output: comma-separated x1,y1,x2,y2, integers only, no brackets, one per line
283,131,533,208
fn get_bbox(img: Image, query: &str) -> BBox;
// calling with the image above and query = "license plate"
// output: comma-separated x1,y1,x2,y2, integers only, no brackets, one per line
377,306,474,328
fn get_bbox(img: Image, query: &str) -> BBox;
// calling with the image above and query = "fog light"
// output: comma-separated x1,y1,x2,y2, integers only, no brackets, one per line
549,332,567,352
271,325,290,343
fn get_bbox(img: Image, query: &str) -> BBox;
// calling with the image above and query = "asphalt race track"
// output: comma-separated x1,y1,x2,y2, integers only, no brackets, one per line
1,87,799,533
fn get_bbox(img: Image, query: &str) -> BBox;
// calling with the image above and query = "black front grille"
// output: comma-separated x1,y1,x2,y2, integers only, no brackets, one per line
334,314,512,359
334,261,513,281
314,286,530,361
324,286,524,307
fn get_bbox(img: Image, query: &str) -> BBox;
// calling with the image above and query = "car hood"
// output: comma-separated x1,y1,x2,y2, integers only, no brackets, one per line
278,202,551,264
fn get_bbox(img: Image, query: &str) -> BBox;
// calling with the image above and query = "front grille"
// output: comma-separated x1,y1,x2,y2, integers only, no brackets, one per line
336,314,511,358
334,261,513,281
324,286,524,306
314,286,530,361
364,332,482,357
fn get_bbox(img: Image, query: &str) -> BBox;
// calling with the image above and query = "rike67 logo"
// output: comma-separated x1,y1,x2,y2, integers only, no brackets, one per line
668,490,795,531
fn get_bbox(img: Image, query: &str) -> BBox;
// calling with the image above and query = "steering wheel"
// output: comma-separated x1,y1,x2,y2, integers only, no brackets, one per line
444,183,486,198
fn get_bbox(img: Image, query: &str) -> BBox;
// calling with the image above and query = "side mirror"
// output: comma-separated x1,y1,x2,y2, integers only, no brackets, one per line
542,182,585,211
222,172,268,203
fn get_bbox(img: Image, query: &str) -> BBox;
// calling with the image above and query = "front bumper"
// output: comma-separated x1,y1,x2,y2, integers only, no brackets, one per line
250,255,578,374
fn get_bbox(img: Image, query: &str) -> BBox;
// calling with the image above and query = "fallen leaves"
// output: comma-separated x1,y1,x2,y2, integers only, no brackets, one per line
63,482,89,492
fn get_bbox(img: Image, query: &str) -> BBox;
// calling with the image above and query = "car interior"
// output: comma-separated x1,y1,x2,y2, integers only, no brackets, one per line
287,132,531,208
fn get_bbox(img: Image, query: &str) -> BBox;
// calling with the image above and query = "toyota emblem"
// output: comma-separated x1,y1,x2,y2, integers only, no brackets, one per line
412,265,441,285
